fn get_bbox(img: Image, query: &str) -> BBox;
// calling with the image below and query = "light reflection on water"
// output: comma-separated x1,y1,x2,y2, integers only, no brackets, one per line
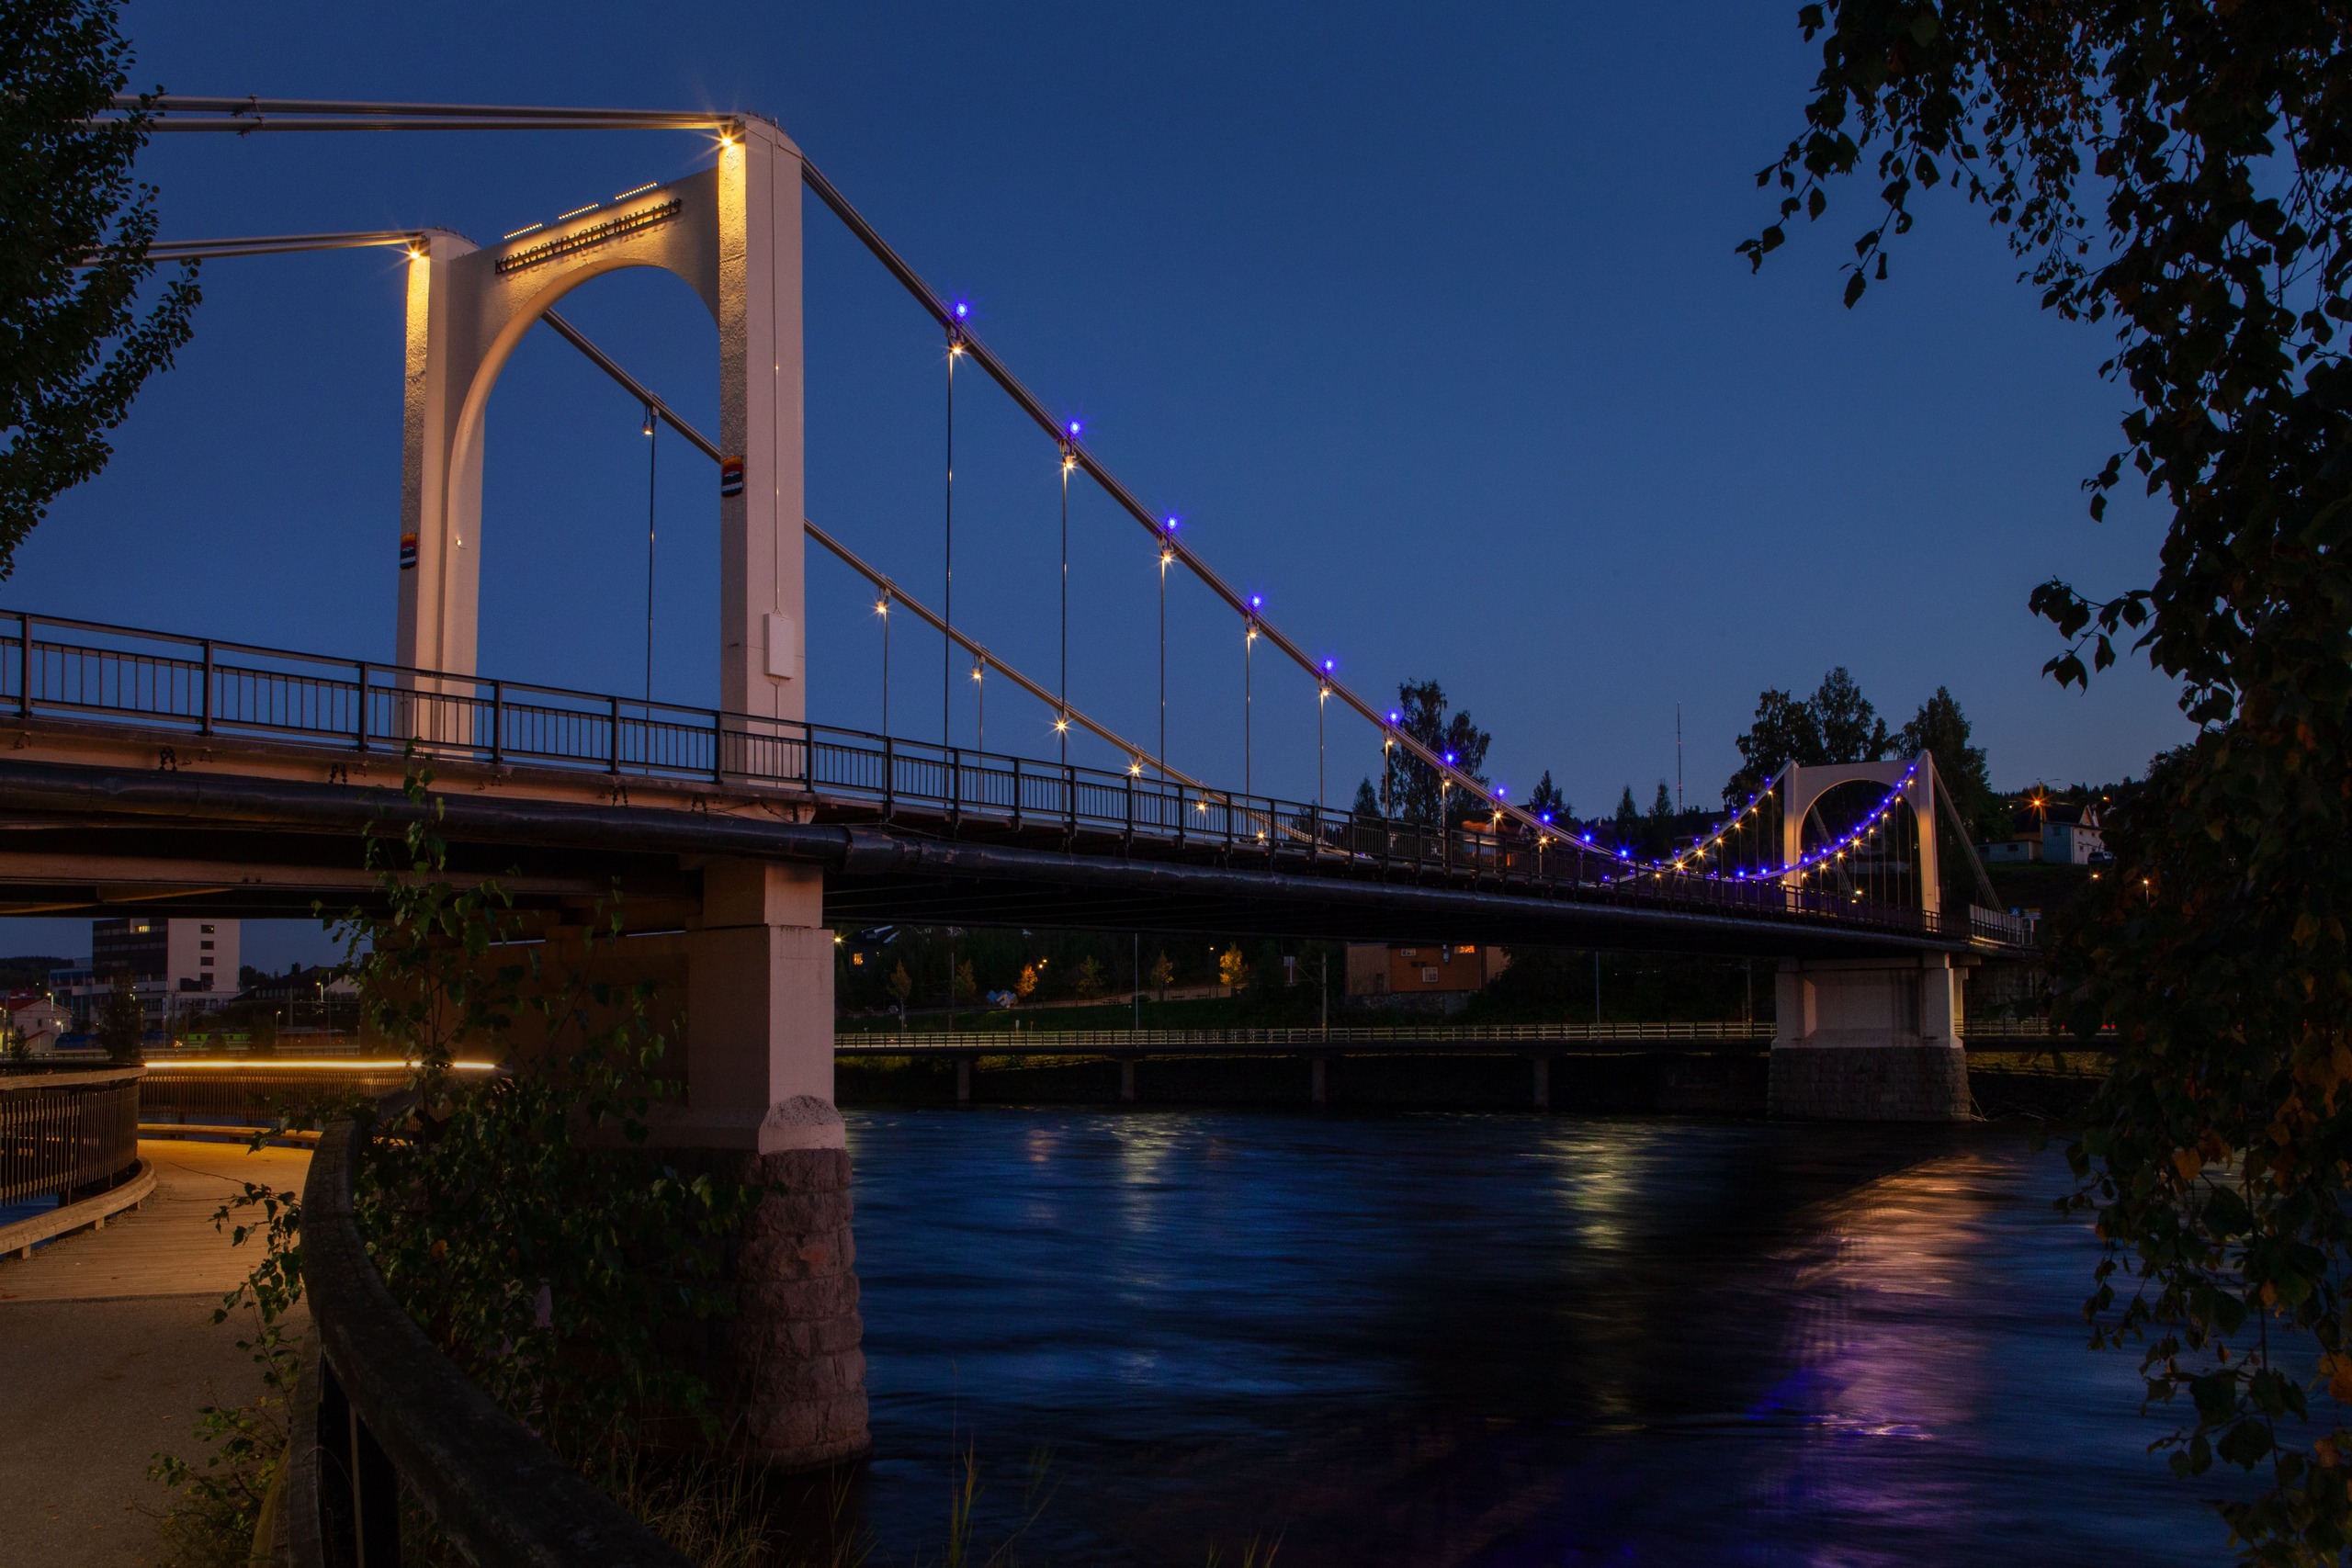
845,1111,2220,1566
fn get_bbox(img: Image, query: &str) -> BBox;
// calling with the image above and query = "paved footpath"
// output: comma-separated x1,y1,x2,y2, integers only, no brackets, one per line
0,1138,311,1568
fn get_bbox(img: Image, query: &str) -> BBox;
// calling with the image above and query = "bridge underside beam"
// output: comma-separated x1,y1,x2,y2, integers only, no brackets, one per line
0,761,1986,960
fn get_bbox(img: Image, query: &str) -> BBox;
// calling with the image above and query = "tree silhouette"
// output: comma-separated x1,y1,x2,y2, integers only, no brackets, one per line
1,3,201,577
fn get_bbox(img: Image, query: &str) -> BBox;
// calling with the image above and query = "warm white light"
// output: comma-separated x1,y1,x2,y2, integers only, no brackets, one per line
1054,718,1069,733
156,1058,497,1073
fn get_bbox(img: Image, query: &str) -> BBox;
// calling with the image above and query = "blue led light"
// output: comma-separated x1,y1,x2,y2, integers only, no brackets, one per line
953,300,969,320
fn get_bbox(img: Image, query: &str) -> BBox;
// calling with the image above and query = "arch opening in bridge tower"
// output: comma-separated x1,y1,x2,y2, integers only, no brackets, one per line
473,265,718,706
395,121,805,728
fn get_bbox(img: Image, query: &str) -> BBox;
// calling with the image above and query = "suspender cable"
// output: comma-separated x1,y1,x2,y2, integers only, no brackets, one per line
876,591,890,741
1059,443,1072,766
1158,543,1170,779
1317,678,1328,812
944,329,961,750
642,403,657,706
1244,619,1255,796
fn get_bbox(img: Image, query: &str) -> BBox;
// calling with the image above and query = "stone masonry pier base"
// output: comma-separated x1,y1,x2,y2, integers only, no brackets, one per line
1767,955,1972,1122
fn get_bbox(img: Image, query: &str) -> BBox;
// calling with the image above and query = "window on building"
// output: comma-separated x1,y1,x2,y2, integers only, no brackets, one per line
199,924,214,934
199,957,213,967
199,941,213,951
1421,967,1440,984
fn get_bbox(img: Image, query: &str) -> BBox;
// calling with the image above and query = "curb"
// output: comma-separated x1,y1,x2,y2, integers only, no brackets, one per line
0,1158,156,1260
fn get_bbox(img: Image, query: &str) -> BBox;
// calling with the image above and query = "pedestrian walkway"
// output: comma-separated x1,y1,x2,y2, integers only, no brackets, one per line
0,1138,311,1568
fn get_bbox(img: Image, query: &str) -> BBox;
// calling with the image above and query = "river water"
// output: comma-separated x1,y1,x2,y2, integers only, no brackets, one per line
842,1110,2224,1566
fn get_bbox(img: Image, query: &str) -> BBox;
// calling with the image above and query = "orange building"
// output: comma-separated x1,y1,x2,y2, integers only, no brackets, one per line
1344,942,1510,998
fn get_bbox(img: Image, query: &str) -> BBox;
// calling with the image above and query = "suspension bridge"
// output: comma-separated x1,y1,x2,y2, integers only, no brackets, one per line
1,98,2039,1476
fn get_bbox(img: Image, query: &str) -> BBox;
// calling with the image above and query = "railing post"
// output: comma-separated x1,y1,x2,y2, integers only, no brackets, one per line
199,639,214,737
711,708,726,782
488,680,503,765
950,749,962,831
1124,769,1135,851
317,1360,358,1558
802,719,814,794
354,662,369,753
16,613,29,718
1012,758,1023,830
1065,763,1077,840
608,694,622,774
883,735,895,820
352,1403,401,1567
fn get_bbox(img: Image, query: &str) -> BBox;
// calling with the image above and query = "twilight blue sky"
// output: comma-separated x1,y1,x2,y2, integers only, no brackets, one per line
6,3,2190,965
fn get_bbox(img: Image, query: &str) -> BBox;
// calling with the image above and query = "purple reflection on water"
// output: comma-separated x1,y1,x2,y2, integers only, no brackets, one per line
844,1112,2223,1565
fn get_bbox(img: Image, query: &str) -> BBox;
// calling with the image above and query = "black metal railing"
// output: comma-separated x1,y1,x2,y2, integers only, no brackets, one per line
141,1066,413,1130
285,1111,687,1568
835,1021,1776,1053
0,1066,141,1207
0,609,2025,948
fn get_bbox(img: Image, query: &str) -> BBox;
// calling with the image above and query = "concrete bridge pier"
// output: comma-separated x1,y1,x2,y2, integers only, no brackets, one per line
1766,954,1971,1122
655,857,867,1471
1119,1059,1136,1101
1531,1055,1551,1111
1309,1055,1329,1107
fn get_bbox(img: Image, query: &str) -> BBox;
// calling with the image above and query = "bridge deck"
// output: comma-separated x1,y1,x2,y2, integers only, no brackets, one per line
0,611,2031,958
